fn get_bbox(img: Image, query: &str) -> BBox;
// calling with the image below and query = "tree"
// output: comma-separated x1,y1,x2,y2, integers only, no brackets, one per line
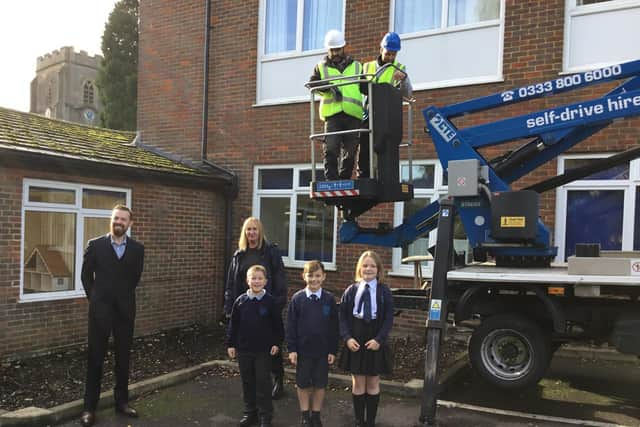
97,0,138,130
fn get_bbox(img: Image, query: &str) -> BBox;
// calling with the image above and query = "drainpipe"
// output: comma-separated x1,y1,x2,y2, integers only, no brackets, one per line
201,0,238,315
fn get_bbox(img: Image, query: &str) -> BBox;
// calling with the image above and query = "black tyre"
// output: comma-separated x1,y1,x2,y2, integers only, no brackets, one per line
469,313,552,389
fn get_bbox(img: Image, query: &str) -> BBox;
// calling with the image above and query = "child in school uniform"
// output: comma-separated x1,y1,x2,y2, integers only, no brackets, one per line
339,250,394,427
287,260,338,427
227,265,284,427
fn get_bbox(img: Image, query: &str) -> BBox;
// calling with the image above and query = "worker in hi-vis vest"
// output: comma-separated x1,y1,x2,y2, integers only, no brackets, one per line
357,32,412,179
308,29,364,181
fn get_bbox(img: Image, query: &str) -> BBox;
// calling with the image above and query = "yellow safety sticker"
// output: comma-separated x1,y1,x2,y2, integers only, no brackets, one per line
500,216,525,227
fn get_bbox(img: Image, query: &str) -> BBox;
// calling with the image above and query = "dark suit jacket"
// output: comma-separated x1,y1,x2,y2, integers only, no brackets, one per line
81,234,145,321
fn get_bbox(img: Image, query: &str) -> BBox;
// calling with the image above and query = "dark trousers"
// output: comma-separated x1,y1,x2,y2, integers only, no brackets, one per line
271,351,284,377
323,112,361,180
238,351,273,419
83,306,135,411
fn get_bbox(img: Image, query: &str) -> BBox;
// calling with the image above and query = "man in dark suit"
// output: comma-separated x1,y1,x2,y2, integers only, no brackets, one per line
80,205,144,427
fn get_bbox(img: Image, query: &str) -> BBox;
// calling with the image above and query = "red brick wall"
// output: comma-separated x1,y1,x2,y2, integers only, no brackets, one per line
137,0,640,336
0,165,226,359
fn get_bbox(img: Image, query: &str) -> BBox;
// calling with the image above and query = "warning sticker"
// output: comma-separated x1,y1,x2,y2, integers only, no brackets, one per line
500,216,525,228
429,299,442,321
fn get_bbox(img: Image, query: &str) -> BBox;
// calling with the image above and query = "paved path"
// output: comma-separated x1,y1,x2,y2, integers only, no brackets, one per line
54,370,577,427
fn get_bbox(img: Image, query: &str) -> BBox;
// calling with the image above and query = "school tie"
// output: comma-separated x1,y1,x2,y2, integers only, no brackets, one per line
310,294,319,301
357,284,372,322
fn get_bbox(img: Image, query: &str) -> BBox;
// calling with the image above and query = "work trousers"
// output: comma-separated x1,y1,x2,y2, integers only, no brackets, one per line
323,112,361,180
238,351,273,419
83,305,135,411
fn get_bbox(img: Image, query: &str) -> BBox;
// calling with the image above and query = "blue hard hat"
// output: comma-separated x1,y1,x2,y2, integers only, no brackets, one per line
380,32,401,52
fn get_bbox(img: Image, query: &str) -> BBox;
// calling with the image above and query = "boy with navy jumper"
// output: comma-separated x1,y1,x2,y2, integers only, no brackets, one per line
287,261,338,427
227,265,284,427
339,251,394,427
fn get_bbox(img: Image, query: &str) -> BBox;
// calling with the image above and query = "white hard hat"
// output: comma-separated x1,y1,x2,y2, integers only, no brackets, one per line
324,29,346,49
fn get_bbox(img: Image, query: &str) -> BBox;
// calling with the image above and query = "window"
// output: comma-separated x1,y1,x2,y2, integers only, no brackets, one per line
264,0,342,54
563,0,640,72
257,0,345,104
253,166,336,267
555,155,640,261
394,0,499,33
391,0,504,91
391,161,451,276
83,81,95,105
21,179,130,301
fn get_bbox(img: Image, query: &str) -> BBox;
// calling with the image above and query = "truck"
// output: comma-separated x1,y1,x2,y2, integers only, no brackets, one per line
307,59,640,424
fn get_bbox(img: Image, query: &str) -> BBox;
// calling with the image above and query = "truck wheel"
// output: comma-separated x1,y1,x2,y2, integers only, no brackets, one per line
469,314,551,389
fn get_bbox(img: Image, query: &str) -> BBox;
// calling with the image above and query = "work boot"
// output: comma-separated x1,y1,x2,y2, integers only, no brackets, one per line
239,412,258,427
271,375,284,400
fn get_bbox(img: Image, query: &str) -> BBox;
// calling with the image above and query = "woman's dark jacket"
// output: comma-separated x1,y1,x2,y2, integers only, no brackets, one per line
223,240,287,316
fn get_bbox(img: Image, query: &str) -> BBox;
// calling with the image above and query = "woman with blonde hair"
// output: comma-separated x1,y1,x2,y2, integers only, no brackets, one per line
224,217,288,401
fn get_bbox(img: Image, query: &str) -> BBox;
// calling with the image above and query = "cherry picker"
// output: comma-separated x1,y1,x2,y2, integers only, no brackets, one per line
307,59,640,426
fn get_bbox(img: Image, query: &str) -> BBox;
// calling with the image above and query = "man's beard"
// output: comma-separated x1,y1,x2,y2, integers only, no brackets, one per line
111,224,126,237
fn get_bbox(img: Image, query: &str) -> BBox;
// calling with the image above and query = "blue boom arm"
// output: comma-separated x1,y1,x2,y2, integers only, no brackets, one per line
340,59,640,256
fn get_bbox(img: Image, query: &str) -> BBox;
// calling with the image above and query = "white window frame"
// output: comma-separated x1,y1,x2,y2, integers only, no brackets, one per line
20,179,131,302
563,0,640,73
253,164,338,269
554,154,640,263
391,160,448,277
256,0,346,105
389,0,505,91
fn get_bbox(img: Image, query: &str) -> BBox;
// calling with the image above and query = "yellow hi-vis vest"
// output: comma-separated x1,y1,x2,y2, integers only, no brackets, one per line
364,60,406,87
318,60,364,121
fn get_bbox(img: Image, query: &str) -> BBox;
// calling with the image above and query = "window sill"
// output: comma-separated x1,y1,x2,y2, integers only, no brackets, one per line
20,291,86,303
252,97,310,108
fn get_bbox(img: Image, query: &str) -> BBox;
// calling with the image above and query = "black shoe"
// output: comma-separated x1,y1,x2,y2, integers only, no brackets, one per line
115,403,139,418
271,376,284,400
259,416,272,427
300,411,311,425
310,411,323,427
240,412,258,427
79,411,95,427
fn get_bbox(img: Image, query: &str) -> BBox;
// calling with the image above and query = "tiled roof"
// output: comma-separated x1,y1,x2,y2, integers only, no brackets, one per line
0,107,208,177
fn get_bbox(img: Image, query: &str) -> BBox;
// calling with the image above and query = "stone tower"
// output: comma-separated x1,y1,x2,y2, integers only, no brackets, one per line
30,46,103,126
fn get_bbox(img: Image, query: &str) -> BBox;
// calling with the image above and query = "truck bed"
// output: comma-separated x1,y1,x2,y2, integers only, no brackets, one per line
447,263,640,286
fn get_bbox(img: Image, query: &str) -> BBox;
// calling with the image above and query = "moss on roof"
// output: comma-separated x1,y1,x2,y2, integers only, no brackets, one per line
0,107,208,177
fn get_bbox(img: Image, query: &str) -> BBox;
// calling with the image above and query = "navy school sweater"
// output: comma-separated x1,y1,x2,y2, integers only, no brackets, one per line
339,282,394,345
226,292,284,353
286,289,339,357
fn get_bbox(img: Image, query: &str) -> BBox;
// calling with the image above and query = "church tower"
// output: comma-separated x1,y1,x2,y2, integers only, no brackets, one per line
30,46,103,126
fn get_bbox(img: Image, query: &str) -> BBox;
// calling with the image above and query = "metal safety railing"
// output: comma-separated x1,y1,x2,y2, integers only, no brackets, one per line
304,62,414,183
